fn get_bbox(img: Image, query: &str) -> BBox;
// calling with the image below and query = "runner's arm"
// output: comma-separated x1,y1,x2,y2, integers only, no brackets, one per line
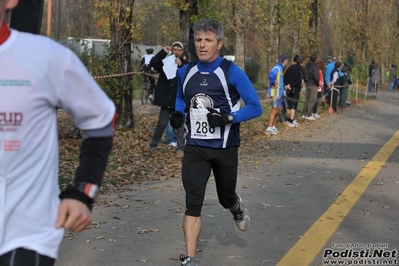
56,50,115,210
175,65,188,115
59,122,114,210
228,65,262,123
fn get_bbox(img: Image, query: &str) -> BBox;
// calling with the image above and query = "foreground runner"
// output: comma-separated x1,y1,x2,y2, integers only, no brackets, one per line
0,1,115,265
170,18,262,266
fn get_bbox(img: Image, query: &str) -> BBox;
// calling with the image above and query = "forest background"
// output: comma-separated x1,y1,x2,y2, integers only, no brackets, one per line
39,0,399,128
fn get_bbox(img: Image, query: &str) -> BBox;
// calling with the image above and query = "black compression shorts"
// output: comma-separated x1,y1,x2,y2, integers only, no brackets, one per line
182,145,239,217
286,91,300,110
0,248,55,266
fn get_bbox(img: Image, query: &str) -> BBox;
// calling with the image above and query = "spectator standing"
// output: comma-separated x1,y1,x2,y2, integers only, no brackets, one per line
328,61,344,112
323,56,336,108
149,41,188,158
0,1,115,265
265,54,289,134
164,121,177,147
141,47,156,101
388,64,397,92
283,54,304,127
397,67,399,90
324,56,336,88
302,54,320,120
339,62,352,106
371,64,381,95
368,61,375,93
312,59,326,117
170,18,262,266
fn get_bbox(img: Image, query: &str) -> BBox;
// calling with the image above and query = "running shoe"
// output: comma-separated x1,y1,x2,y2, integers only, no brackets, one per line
148,94,154,102
312,113,321,118
180,255,198,266
232,194,250,231
285,121,295,128
167,142,177,147
265,127,277,135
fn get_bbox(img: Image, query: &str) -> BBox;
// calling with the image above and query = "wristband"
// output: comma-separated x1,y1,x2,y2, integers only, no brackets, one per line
75,182,100,203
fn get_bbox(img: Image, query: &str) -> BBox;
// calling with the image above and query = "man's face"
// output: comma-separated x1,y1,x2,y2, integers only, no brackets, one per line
195,30,223,63
172,45,184,58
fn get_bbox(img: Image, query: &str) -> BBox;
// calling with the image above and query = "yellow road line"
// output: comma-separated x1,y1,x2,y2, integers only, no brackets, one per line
277,131,399,266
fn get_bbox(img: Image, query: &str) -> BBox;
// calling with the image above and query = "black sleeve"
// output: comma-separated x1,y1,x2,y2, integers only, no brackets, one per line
59,136,113,210
150,49,168,72
283,66,292,85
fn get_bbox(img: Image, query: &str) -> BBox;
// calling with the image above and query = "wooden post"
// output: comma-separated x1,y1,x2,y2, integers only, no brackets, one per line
328,84,335,114
47,0,52,37
347,84,351,105
354,80,359,105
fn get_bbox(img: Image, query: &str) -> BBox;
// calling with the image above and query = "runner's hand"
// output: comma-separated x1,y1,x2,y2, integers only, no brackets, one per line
56,199,92,233
206,107,229,127
170,111,184,129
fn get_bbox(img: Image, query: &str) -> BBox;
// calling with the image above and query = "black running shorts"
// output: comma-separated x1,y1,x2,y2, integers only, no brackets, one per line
182,145,238,217
0,248,55,266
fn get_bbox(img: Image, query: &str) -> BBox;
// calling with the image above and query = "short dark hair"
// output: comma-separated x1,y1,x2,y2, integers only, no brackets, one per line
334,61,342,69
296,56,305,64
310,54,317,62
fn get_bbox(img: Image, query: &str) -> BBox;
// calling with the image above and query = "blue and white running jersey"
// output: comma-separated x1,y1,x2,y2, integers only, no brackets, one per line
176,57,262,149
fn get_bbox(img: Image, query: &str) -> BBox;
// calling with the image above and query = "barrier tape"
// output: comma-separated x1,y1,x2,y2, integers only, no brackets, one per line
93,71,159,80
261,85,345,104
260,93,327,104
93,71,342,106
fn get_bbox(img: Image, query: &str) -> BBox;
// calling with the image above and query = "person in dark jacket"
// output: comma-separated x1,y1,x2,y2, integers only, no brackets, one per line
283,54,304,127
302,54,319,120
328,61,344,112
388,64,397,92
368,61,375,93
339,62,352,106
149,41,188,158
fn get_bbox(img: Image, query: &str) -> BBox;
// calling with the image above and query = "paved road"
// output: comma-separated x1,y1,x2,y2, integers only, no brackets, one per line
56,90,399,266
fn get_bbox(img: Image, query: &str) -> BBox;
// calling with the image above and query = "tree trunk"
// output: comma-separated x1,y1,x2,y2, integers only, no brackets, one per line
235,30,245,70
309,0,318,53
110,0,135,129
233,0,246,70
179,0,198,61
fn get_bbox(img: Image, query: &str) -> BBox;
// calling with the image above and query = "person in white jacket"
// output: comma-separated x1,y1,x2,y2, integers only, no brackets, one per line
0,1,115,265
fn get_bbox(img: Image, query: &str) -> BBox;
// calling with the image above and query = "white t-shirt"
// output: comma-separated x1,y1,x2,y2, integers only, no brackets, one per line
142,54,154,65
0,30,115,259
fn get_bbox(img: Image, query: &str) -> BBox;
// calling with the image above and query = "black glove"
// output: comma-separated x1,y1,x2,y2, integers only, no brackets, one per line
206,107,230,128
170,111,184,129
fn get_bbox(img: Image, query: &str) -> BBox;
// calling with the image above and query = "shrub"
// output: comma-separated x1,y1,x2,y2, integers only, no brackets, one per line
245,59,261,83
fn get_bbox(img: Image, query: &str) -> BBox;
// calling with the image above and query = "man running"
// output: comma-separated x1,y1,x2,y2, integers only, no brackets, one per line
170,18,262,266
0,1,115,265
